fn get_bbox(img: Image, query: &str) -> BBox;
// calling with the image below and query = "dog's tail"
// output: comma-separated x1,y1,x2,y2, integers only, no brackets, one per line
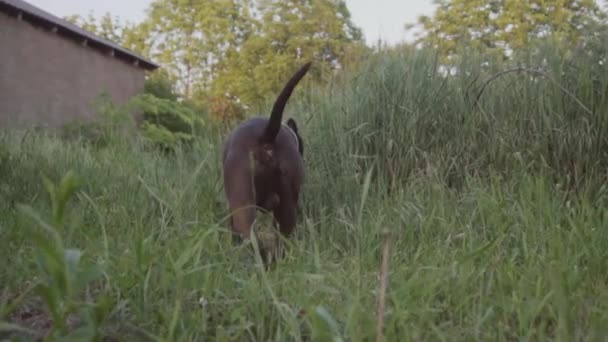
259,62,312,144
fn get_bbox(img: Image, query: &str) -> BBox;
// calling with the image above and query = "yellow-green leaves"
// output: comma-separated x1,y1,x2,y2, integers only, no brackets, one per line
409,0,606,64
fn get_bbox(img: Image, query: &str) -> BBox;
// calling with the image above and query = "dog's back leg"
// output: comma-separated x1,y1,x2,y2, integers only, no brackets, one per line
273,183,298,237
223,155,257,241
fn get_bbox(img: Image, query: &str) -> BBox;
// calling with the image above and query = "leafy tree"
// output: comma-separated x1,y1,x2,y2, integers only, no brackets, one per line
408,0,607,63
64,12,151,58
67,0,368,124
65,13,97,35
138,0,256,99
65,12,127,44
210,0,367,120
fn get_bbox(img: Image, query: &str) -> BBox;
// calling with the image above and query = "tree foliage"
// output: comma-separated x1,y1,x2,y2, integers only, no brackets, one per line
408,0,607,63
211,0,366,119
135,0,366,121
65,12,131,47
135,0,256,99
66,0,366,123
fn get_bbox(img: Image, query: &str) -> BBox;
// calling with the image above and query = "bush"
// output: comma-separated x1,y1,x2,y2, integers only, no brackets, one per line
139,121,194,152
143,69,179,101
130,93,206,151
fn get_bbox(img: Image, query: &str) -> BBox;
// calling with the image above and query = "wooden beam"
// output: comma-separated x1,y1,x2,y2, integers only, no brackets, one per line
51,26,58,33
81,39,88,47
133,60,139,67
17,11,23,20
108,49,115,57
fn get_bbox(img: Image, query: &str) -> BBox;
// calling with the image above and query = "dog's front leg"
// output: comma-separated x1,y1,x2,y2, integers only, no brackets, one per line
275,200,297,237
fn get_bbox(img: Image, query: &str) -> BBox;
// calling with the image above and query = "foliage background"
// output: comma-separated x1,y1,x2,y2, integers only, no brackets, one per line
2,0,608,340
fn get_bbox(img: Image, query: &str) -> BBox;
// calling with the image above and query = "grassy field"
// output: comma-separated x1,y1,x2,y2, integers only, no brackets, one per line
2,43,608,341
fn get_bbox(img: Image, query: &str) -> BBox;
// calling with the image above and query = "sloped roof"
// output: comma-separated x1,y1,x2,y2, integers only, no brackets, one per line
0,0,158,70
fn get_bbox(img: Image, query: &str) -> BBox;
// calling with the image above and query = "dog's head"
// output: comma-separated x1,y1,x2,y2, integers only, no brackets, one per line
286,118,304,156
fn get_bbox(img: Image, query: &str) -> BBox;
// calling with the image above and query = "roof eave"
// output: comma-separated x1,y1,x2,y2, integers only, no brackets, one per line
0,0,160,71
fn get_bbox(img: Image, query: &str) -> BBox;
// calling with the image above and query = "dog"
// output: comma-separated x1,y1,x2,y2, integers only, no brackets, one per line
222,62,311,244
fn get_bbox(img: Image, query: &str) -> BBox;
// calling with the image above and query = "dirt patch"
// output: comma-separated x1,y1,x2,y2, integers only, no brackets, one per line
3,296,82,341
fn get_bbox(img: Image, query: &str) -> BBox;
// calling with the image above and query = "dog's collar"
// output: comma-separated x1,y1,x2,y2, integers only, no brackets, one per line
282,123,299,150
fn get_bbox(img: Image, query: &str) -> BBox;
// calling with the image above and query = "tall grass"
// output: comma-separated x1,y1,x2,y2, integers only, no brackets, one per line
299,38,608,206
2,39,608,340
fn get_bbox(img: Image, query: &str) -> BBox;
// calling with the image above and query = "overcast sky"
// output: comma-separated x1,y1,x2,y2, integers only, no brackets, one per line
25,0,436,45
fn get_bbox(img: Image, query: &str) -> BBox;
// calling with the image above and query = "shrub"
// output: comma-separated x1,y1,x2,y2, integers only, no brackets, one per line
130,94,205,151
143,69,179,101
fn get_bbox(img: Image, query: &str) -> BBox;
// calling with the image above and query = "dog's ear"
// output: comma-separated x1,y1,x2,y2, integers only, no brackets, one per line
286,118,304,156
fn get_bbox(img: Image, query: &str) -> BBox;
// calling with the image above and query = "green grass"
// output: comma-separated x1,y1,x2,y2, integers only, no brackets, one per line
2,40,608,340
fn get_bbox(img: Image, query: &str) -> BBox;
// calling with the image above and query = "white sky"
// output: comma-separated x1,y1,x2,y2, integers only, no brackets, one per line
25,0,436,46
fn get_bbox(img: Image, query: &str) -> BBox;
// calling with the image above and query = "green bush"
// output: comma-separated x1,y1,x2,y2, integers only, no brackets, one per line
143,69,179,101
139,121,194,152
130,93,206,151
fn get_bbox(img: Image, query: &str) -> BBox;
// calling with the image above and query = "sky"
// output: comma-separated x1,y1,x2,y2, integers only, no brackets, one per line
25,0,437,46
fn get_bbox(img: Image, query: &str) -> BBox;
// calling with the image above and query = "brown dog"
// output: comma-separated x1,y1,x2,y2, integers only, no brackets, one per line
222,62,311,243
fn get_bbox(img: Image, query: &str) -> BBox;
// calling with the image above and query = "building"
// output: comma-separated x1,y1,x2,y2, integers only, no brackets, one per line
0,0,159,128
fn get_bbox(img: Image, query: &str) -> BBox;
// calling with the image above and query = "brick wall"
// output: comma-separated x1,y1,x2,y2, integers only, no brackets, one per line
0,12,146,128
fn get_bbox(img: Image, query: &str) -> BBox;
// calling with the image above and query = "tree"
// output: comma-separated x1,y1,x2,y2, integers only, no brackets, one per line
408,0,607,63
64,12,151,58
210,0,367,120
65,12,128,44
65,13,97,35
137,0,256,99
67,0,368,123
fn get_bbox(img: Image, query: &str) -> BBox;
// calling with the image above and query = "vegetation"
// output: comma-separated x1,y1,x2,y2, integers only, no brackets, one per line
3,0,608,340
407,0,606,64
65,0,367,122
3,34,608,339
